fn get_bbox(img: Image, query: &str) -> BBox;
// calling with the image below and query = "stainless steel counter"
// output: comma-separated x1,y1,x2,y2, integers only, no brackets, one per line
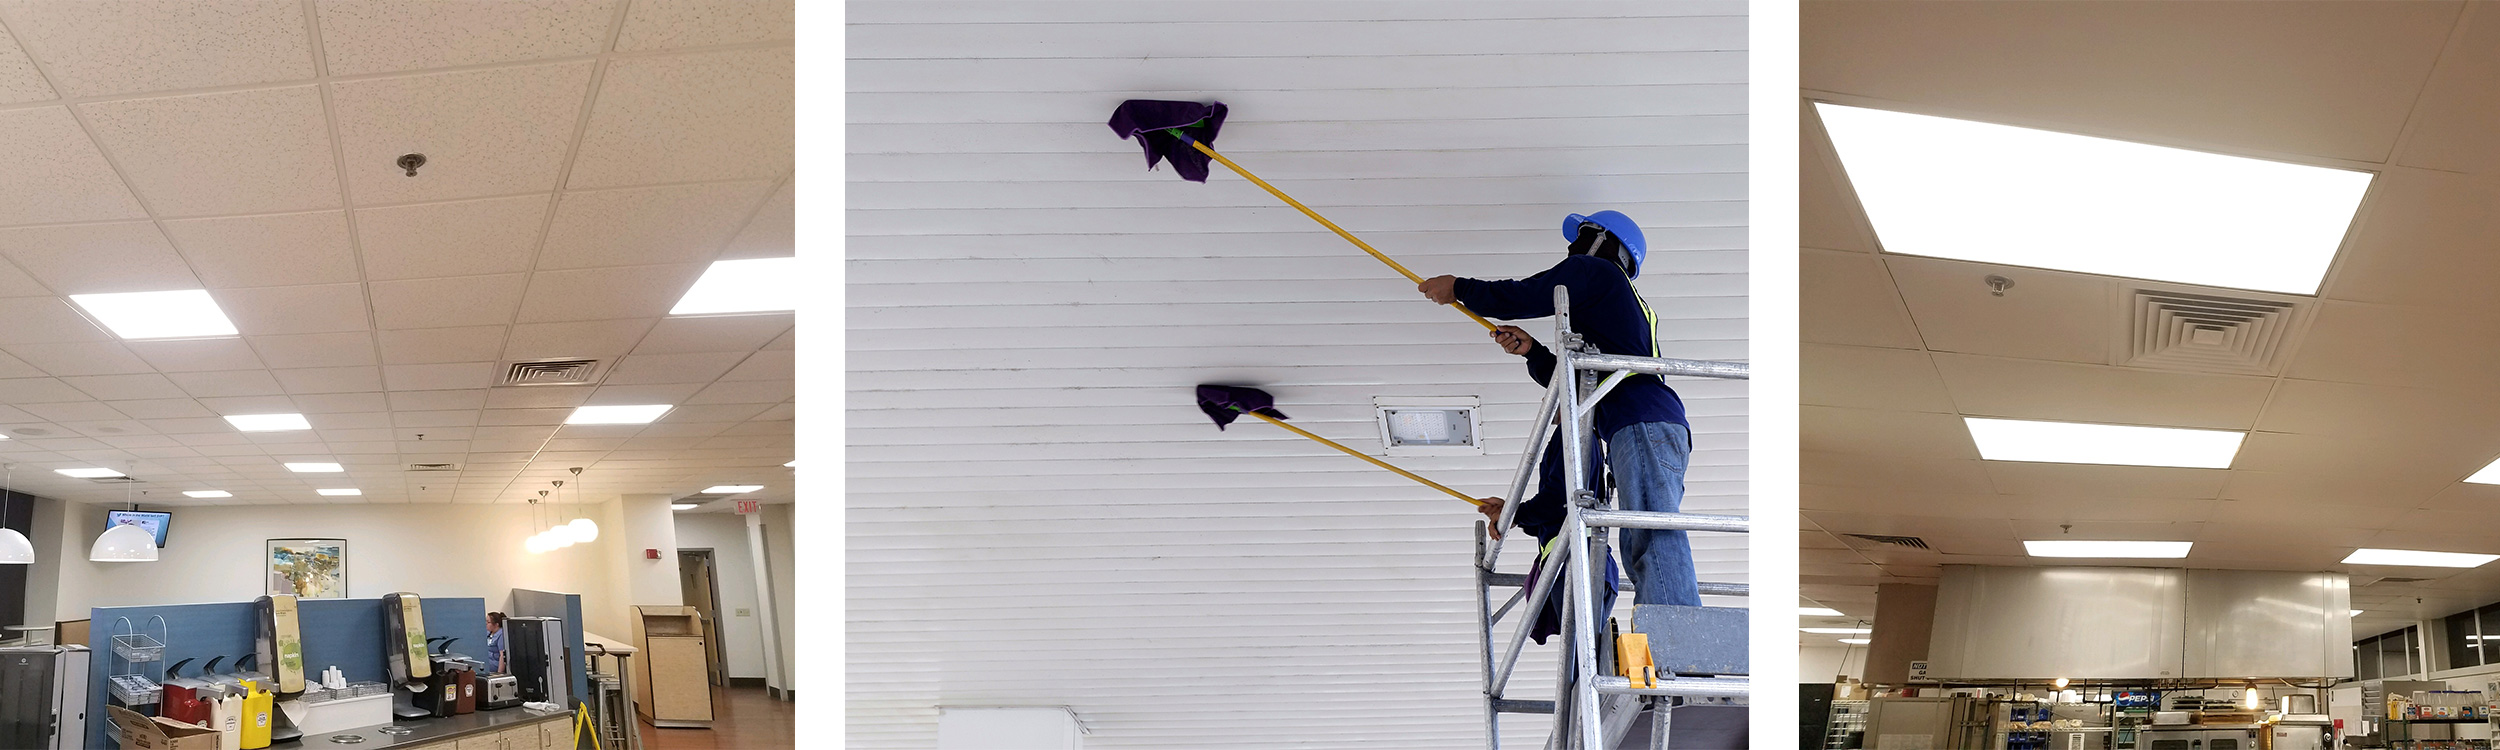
297,706,570,747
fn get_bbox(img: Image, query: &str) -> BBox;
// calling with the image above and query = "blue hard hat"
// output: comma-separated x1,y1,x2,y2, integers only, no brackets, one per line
1563,210,1647,278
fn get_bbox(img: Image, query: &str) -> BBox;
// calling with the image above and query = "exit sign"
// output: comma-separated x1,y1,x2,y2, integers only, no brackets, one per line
735,499,761,515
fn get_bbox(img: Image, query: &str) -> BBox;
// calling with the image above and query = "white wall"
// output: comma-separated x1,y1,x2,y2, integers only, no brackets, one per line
674,512,767,680
617,494,685,609
1801,646,1865,684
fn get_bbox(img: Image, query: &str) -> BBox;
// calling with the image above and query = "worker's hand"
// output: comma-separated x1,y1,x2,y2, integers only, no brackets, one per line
1477,497,1506,540
1491,326,1537,356
1418,275,1459,305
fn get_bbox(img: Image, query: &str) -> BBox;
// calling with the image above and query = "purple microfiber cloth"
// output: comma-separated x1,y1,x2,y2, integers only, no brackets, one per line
1195,384,1286,431
1108,99,1228,183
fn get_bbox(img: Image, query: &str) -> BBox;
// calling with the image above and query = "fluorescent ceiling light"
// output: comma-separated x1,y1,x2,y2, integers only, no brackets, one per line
704,485,763,494
1801,628,1872,635
285,462,343,473
785,460,796,467
1801,607,1844,617
2464,456,2500,485
1964,417,2244,469
223,413,310,432
1838,639,1871,645
316,488,361,496
2352,610,2364,617
1815,103,2372,295
68,289,241,340
671,257,796,315
671,503,698,511
56,468,124,478
567,404,673,425
2343,548,2500,568
2025,540,2194,559
182,490,231,499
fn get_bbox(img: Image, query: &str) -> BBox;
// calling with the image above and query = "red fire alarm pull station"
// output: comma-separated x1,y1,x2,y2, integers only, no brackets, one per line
645,549,660,560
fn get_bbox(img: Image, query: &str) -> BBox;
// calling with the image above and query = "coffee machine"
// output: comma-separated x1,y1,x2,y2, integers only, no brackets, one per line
0,645,91,750
507,616,570,707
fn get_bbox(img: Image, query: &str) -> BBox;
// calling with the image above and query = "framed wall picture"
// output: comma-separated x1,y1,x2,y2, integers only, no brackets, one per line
266,539,347,599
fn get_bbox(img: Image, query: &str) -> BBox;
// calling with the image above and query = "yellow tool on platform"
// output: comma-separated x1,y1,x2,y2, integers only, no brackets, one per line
1613,618,1658,690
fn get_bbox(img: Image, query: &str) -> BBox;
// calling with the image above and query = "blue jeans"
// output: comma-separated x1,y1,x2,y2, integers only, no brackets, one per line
1609,422,1699,606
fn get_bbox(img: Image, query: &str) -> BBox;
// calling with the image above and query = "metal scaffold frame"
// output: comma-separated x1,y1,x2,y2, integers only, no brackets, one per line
1474,286,1751,750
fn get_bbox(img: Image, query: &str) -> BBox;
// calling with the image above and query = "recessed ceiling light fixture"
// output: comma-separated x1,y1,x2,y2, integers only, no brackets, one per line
1838,638,1871,645
56,468,124,478
1964,417,2244,469
2025,540,2194,559
316,488,361,496
671,503,698,511
223,413,311,432
1815,103,2372,295
1801,627,1873,635
703,485,763,494
1800,607,1844,617
2343,548,2500,568
2351,610,2364,617
182,490,232,499
2463,456,2500,485
566,404,673,425
68,289,241,340
285,462,344,473
671,257,796,315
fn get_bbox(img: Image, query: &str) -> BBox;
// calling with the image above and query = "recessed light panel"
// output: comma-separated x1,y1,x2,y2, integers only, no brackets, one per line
671,257,796,315
316,489,361,496
2343,548,2500,568
1815,103,2372,295
567,404,673,425
1800,607,1844,617
703,485,763,494
68,290,241,340
1801,628,1872,635
285,462,344,473
2025,540,2194,559
223,413,311,432
1838,638,1871,645
671,503,699,511
56,468,124,478
182,490,232,498
2464,456,2500,485
1964,417,2244,469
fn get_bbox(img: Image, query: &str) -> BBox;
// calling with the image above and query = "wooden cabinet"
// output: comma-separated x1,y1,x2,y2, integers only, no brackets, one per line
456,734,501,750
632,606,714,727
499,725,544,750
540,718,572,750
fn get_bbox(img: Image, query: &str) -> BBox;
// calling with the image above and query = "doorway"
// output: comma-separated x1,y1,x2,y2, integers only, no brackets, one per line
676,549,729,687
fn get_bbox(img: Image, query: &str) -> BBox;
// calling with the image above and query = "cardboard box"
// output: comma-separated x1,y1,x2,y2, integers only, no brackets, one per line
109,705,220,750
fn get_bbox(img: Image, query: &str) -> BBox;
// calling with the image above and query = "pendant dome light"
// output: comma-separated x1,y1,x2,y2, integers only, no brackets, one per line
563,468,598,543
540,489,574,549
91,462,157,563
0,465,34,565
524,494,550,554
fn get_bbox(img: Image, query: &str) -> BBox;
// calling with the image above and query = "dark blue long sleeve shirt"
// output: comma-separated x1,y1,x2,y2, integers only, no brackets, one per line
1453,254,1688,437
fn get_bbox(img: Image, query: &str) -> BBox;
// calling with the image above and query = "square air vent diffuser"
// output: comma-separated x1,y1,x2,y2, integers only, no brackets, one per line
1845,533,1931,550
1374,396,1480,457
504,359,601,386
2119,288,2306,375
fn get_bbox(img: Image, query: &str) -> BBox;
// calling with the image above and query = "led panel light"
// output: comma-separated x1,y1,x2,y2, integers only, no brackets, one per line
1801,628,1872,635
1964,417,2244,469
567,404,673,425
670,257,796,315
55,468,124,478
1838,639,1871,645
703,485,763,494
2025,540,2194,559
671,503,698,511
223,413,311,432
316,488,361,496
2342,548,2500,568
1801,608,1844,617
182,490,232,499
286,462,343,473
2351,610,2365,617
1815,103,2372,295
68,289,241,340
2464,456,2500,485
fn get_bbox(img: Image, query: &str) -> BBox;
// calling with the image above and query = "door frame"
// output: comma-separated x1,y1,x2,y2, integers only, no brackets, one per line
675,548,729,687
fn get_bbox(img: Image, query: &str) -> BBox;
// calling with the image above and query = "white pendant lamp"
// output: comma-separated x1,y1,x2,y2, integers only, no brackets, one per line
565,467,599,543
0,465,33,564
92,463,157,562
523,494,549,554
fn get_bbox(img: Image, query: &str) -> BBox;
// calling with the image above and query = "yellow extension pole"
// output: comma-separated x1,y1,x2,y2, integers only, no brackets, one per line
1184,138,1500,332
1243,411,1488,507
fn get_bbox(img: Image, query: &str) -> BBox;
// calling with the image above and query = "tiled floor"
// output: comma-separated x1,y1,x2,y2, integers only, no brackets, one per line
637,687,794,750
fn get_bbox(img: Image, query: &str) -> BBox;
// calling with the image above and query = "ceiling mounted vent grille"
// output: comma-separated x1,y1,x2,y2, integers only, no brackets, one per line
2367,577,2431,585
87,477,142,484
406,463,461,472
2120,288,2305,375
1845,533,1931,550
503,359,600,386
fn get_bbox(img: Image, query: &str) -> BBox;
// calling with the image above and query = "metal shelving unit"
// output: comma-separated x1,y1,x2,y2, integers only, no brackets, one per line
1823,699,1870,750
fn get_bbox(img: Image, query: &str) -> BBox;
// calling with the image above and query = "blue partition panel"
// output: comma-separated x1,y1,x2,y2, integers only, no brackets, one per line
87,596,487,748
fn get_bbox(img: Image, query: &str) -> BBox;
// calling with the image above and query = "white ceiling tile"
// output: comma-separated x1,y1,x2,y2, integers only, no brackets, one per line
312,0,616,76
0,256,51,298
331,61,595,204
355,194,549,281
717,349,788,382
0,0,313,97
290,391,386,414
154,419,237,435
0,107,146,227
159,210,359,289
246,331,377,368
503,318,656,360
63,374,186,401
566,47,791,188
601,352,744,386
653,402,768,424
614,0,790,51
305,411,390,430
718,180,791,260
479,407,568,426
369,274,526,330
760,327,791,351
77,86,342,216
376,326,507,365
629,313,788,355
0,378,91,404
1801,247,1920,349
216,284,370,335
0,221,198,294
106,398,214,419
483,386,593,409
0,351,42,379
2,342,151,376
631,420,729,439
392,409,480,428
125,338,266,373
1931,354,2277,431
381,362,495,391
685,378,788,405
273,366,385,394
472,425,556,443
536,181,771,269
1890,257,2114,365
1802,344,1954,412
514,264,704,323
0,23,54,104
167,369,285,398
386,389,487,412
586,383,701,406
23,402,129,422
748,402,789,421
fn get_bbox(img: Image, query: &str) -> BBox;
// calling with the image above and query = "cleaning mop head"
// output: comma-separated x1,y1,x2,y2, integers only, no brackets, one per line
1195,384,1287,430
1109,99,1228,182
